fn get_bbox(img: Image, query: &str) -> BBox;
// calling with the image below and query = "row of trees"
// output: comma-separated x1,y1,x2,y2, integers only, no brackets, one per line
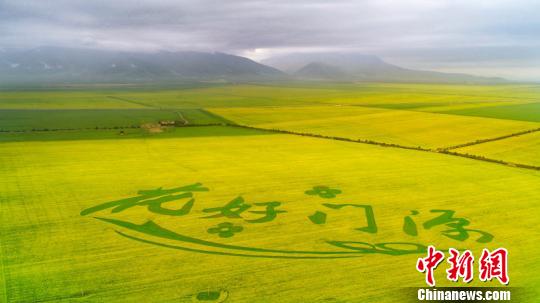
227,124,429,151
439,150,540,171
443,127,540,151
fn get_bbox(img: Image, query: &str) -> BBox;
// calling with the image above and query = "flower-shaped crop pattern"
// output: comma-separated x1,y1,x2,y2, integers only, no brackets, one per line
207,222,244,238
305,186,342,199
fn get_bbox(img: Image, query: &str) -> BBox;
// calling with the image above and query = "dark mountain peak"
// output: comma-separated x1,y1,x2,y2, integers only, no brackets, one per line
262,52,385,73
294,62,350,80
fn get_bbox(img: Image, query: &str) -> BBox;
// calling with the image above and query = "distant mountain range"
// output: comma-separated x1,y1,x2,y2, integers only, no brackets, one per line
0,47,284,84
0,47,505,84
262,52,506,83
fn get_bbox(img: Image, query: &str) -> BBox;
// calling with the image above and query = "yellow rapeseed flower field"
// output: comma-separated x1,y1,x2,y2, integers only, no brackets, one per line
1,83,539,302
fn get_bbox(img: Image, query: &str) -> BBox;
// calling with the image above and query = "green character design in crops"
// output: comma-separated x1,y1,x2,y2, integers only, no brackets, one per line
202,196,251,218
207,222,244,238
308,203,378,234
80,183,495,259
202,196,286,223
80,183,209,216
305,185,342,199
245,202,287,223
402,209,493,243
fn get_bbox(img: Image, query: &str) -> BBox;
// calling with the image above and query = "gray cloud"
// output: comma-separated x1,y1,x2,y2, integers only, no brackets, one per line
1,0,539,80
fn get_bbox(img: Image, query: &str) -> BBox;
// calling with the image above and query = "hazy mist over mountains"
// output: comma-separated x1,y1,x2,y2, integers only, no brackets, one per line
262,53,505,83
0,47,506,84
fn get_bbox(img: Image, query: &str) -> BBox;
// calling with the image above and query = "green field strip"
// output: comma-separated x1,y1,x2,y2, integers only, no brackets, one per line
380,89,540,102
106,96,229,125
0,126,273,143
440,102,540,122
0,109,181,131
0,92,149,109
0,126,141,133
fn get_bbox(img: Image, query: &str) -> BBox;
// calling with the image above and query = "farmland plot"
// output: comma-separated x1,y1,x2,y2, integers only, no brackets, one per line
456,131,540,167
210,105,540,149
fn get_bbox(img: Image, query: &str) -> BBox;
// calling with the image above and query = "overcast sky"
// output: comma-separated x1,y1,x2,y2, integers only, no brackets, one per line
1,0,539,80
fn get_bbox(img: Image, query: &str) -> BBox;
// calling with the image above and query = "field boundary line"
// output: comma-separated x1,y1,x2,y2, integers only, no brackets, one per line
176,111,189,125
225,124,432,151
198,108,238,125
106,96,158,109
223,124,540,172
436,150,540,171
440,127,540,151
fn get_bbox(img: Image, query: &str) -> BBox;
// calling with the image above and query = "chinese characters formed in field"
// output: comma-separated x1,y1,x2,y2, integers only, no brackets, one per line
80,182,496,259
